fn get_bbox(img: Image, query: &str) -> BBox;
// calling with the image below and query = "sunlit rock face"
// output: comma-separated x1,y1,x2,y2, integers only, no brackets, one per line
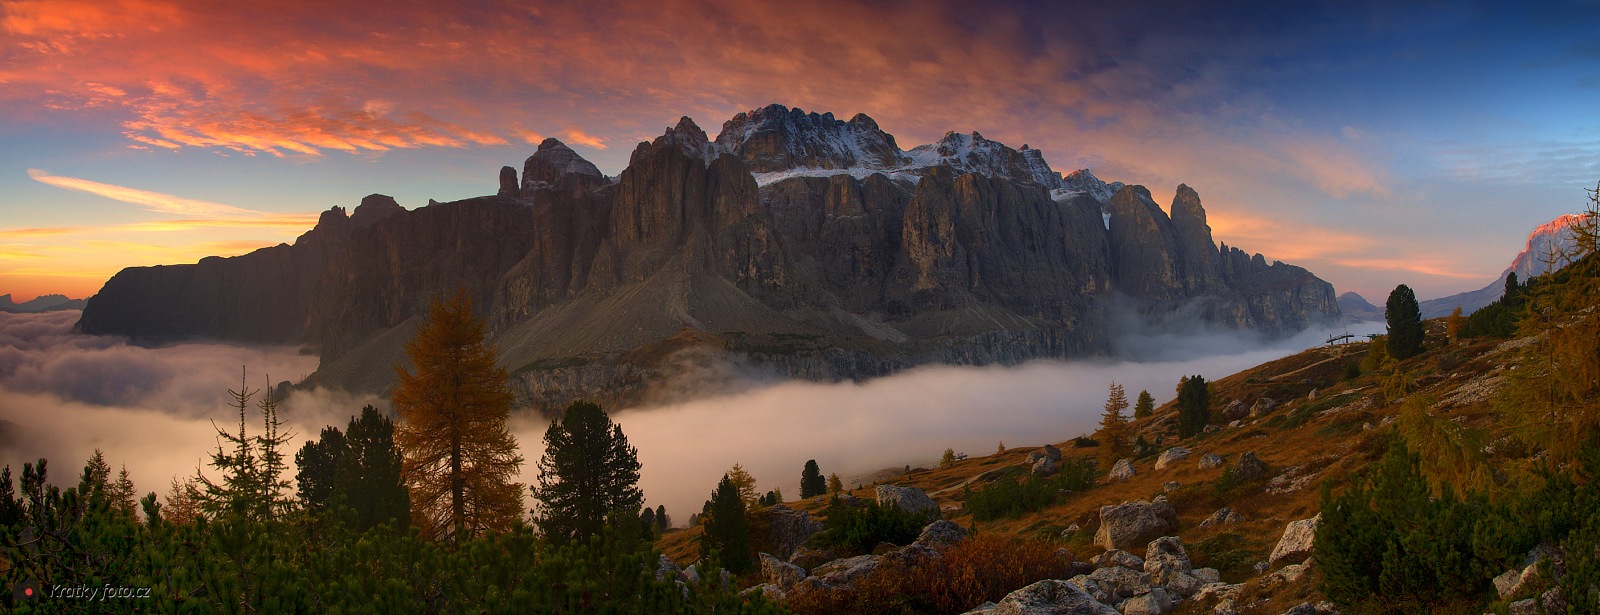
77,105,1340,411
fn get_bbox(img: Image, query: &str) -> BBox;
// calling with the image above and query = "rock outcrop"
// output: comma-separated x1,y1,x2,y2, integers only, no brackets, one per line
1095,498,1179,551
1154,447,1191,470
876,485,938,515
1268,515,1320,566
76,105,1343,407
963,579,1119,614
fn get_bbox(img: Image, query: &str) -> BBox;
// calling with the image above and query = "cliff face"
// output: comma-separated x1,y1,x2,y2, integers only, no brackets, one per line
77,105,1340,412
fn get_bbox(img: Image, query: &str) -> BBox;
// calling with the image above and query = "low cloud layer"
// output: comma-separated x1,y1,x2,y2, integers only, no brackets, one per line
545,319,1384,525
0,311,379,500
2,309,1379,528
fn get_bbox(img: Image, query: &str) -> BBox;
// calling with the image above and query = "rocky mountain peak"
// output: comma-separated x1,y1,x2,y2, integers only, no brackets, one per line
1059,169,1119,204
1170,184,1206,225
523,137,605,195
714,104,905,173
906,131,1064,190
650,115,720,164
351,194,403,229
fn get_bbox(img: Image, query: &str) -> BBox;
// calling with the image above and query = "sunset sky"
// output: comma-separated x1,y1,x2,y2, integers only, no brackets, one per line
2,0,1598,303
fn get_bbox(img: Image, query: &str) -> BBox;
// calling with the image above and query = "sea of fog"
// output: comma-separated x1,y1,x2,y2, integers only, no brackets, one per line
0,310,1382,527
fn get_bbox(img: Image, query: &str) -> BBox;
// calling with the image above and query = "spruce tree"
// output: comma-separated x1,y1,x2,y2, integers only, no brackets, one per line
799,459,826,498
1177,375,1210,438
394,290,524,543
1134,389,1155,419
655,504,669,531
702,474,753,574
532,401,643,545
197,370,291,521
1386,284,1426,359
828,473,844,495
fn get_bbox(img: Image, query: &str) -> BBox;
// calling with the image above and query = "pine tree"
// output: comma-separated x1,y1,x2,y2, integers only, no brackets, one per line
197,370,289,522
1177,375,1210,438
701,474,753,574
1445,306,1464,344
640,507,657,536
295,425,347,512
828,473,843,495
799,459,826,498
532,401,643,545
1134,389,1155,419
655,504,669,531
298,406,410,530
340,406,410,531
1096,382,1133,467
997,441,1006,454
394,290,524,543
940,448,958,468
1386,284,1426,359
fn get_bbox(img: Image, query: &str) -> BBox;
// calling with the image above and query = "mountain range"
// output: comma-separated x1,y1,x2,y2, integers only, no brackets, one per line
1340,213,1592,323
0,293,86,313
1415,213,1591,319
75,104,1341,411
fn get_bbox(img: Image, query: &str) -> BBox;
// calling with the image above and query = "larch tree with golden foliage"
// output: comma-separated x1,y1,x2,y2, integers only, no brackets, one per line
393,290,524,544
1095,382,1133,468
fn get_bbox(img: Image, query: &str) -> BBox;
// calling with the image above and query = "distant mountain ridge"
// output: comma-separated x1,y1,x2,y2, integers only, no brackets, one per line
0,293,85,313
77,104,1340,411
1419,213,1591,318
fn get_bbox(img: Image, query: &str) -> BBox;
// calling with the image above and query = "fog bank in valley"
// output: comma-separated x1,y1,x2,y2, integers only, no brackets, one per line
558,319,1384,527
3,309,1380,529
0,311,381,501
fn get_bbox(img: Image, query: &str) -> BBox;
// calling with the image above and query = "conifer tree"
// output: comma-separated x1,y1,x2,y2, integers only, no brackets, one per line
1096,382,1133,467
702,474,753,574
656,504,669,531
1445,306,1464,344
1386,284,1426,359
532,401,643,545
799,459,826,498
295,425,346,512
109,465,136,518
828,473,843,495
297,406,410,530
197,370,292,521
723,463,758,507
1134,389,1155,419
164,477,203,525
940,448,958,468
394,290,524,543
997,441,1006,454
1177,375,1210,438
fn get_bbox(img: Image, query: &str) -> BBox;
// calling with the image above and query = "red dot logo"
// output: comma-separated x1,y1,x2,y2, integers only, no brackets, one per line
24,587,33,597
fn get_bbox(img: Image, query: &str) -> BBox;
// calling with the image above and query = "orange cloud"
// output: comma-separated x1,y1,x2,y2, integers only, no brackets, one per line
561,129,607,150
28,169,263,217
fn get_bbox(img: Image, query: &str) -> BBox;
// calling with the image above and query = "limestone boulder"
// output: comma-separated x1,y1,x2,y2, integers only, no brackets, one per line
1232,452,1267,482
876,484,938,515
1110,459,1136,481
759,552,806,591
1095,499,1179,551
962,579,1119,614
1121,587,1174,615
1154,447,1192,470
1268,514,1321,565
913,519,970,549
